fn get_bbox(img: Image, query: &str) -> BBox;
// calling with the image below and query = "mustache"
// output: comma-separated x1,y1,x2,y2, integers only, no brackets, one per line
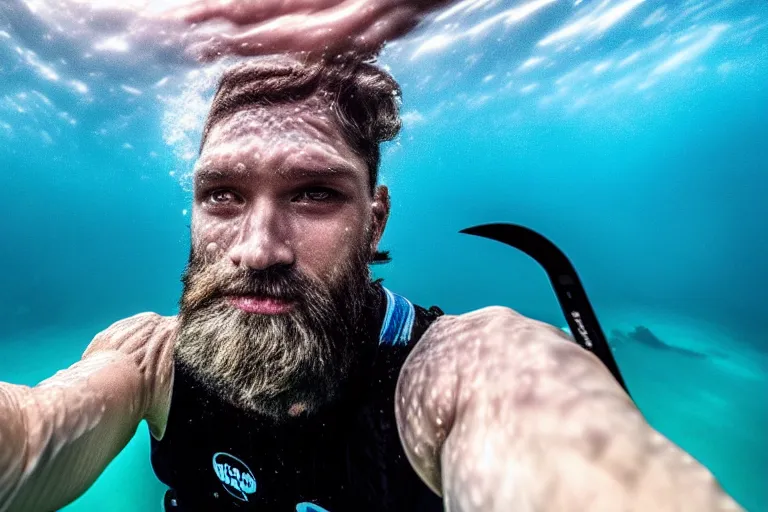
181,261,315,312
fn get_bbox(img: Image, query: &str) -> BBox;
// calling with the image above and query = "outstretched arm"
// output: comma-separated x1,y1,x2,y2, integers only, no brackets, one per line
0,313,176,512
395,306,743,511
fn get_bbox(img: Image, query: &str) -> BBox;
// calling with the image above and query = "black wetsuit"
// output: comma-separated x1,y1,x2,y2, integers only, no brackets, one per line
151,284,445,512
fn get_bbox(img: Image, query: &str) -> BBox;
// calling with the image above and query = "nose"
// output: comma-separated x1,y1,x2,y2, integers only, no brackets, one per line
228,201,295,270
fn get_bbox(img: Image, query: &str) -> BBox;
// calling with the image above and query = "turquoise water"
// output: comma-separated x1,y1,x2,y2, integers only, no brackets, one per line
1,0,767,510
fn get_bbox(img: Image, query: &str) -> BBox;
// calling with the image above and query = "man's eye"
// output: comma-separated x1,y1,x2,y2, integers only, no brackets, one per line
208,189,240,205
296,188,338,202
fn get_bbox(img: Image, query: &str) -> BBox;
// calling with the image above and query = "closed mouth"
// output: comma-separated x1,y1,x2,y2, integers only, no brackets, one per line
227,295,295,314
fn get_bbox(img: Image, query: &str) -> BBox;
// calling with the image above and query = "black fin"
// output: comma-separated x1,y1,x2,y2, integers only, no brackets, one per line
461,223,631,396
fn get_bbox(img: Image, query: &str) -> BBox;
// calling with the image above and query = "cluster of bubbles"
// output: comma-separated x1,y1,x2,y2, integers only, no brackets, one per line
161,60,234,189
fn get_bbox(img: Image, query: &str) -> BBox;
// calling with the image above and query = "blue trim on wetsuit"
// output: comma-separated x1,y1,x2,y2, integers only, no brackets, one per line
378,287,415,347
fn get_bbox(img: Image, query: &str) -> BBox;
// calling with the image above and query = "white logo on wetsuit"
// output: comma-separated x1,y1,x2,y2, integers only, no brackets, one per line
212,452,257,501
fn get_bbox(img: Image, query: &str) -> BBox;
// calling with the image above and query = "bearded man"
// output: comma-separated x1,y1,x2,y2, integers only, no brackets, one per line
0,1,744,511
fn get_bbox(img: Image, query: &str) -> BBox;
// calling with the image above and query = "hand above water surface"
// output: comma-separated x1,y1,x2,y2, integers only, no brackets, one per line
161,0,453,61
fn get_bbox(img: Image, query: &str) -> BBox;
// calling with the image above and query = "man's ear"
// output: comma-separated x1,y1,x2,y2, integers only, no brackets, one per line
370,185,390,257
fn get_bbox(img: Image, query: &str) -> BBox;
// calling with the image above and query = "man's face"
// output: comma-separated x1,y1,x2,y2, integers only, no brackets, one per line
175,101,389,420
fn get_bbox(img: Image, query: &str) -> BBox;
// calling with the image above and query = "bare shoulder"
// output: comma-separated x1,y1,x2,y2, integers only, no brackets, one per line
408,305,603,403
399,305,555,424
84,312,177,359
417,305,570,354
83,312,178,438
396,305,570,494
398,305,587,439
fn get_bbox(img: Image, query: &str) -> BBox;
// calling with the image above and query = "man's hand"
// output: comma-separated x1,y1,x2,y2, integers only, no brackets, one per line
162,0,452,61
395,306,744,511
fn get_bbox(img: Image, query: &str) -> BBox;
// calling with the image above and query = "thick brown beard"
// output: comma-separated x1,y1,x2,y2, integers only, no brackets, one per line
175,242,374,421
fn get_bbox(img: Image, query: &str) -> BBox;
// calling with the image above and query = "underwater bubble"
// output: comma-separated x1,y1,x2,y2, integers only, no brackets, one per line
69,79,89,94
93,36,130,53
120,84,143,96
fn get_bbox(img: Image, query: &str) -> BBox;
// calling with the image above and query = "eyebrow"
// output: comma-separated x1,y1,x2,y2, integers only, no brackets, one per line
194,164,361,186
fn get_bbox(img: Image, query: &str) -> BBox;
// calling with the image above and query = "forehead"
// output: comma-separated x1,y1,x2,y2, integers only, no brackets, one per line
197,103,367,177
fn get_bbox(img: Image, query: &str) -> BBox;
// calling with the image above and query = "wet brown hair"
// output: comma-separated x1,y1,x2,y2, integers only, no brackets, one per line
201,56,403,194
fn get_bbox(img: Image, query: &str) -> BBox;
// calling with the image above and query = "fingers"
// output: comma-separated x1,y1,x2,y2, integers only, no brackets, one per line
159,0,232,24
185,0,420,61
152,0,452,63
170,0,431,61
84,313,178,372
185,0,276,26
168,0,342,26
